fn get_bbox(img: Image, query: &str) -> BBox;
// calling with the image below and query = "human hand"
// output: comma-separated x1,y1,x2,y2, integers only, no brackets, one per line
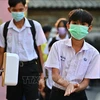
64,83,80,96
38,78,45,92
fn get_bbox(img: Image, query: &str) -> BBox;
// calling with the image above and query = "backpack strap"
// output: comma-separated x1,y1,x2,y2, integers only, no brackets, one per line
28,19,43,73
3,20,43,73
49,37,58,48
3,21,10,52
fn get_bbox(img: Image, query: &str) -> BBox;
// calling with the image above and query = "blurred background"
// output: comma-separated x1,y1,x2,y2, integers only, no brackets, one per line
0,0,100,100
28,0,100,31
0,0,100,32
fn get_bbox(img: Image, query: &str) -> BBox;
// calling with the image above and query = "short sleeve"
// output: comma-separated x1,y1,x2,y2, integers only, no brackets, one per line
33,20,47,46
85,54,100,79
45,42,60,70
0,24,5,48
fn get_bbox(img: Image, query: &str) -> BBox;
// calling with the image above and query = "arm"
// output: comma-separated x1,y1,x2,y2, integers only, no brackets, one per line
37,45,45,91
64,78,90,96
0,47,4,69
75,78,90,92
37,45,44,78
52,68,70,88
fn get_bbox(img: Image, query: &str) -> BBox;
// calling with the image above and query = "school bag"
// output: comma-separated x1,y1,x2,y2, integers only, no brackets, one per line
48,37,58,48
3,19,43,73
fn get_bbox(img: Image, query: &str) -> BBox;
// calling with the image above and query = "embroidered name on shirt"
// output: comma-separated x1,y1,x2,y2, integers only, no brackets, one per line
60,56,66,61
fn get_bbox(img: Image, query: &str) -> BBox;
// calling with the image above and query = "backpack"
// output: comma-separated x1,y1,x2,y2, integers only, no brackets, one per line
48,37,58,48
3,19,43,73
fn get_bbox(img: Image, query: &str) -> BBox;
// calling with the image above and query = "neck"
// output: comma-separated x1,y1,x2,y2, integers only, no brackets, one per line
59,34,67,39
71,37,84,53
13,18,25,29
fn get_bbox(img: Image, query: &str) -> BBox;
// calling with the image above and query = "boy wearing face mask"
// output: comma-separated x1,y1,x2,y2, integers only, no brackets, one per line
45,9,100,100
0,0,46,100
41,18,70,100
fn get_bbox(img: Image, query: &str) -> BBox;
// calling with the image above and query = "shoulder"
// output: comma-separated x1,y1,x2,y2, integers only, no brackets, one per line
52,39,67,48
27,18,42,28
32,20,41,27
0,22,6,34
85,42,99,55
0,22,6,28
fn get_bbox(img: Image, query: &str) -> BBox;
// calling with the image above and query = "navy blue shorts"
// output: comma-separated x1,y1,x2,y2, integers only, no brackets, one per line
50,86,88,100
6,59,40,100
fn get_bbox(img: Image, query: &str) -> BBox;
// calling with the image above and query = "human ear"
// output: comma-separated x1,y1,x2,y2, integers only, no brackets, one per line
88,25,92,32
67,22,70,29
8,7,11,13
24,6,28,12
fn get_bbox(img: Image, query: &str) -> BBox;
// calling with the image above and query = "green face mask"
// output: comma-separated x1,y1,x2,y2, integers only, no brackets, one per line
69,24,89,40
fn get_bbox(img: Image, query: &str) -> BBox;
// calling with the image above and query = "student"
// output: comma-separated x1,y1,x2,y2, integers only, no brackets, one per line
41,25,52,63
43,19,70,100
0,0,46,100
40,25,52,100
49,18,70,45
45,9,100,100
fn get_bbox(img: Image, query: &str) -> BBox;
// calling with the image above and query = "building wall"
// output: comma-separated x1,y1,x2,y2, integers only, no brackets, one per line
0,0,12,24
28,9,69,26
28,8,100,32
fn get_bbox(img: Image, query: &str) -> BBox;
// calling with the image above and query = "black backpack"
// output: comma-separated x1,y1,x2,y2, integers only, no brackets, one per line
3,19,43,73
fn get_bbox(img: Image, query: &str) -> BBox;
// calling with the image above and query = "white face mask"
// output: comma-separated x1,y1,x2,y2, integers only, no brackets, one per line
58,27,67,35
11,12,25,22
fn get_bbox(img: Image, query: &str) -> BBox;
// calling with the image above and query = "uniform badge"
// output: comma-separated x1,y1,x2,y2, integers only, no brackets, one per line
84,58,87,61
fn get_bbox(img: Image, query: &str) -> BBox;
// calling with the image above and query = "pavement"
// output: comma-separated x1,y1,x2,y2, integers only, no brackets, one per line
86,86,100,100
0,77,6,100
0,76,100,100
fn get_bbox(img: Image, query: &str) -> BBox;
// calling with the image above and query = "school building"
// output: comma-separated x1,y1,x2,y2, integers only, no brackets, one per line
28,0,100,32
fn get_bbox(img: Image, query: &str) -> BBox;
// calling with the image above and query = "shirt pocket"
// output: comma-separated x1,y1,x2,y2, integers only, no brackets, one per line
24,33,33,52
7,34,12,43
7,34,13,50
24,33,33,45
60,56,67,67
75,58,89,78
60,57,69,77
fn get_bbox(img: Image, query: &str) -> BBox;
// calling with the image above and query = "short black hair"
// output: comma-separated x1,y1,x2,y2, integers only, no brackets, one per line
68,9,93,26
42,25,52,34
8,0,26,7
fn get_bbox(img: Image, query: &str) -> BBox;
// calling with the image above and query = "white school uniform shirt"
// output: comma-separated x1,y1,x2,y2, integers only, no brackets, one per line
45,34,69,89
0,18,46,61
45,38,100,90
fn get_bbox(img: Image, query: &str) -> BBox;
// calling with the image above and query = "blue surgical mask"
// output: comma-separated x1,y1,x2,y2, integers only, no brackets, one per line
11,12,25,22
69,24,89,40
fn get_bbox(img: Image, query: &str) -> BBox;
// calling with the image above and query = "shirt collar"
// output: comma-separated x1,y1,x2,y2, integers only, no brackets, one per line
65,38,89,51
8,17,31,29
65,38,72,47
56,34,69,40
81,40,89,51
